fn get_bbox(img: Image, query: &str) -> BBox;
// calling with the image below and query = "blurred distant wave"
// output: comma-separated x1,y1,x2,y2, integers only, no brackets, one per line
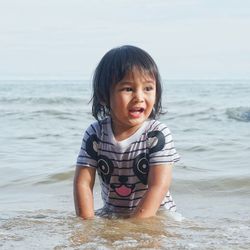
226,107,250,122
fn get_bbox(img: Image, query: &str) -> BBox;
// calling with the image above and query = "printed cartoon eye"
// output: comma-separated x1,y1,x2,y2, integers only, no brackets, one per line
98,158,110,175
133,153,149,185
136,157,149,174
97,155,114,185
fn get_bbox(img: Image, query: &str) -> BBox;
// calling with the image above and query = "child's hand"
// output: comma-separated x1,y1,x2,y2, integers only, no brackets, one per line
132,164,173,219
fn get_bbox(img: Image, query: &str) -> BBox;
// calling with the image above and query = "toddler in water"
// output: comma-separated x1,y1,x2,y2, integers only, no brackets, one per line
74,45,180,219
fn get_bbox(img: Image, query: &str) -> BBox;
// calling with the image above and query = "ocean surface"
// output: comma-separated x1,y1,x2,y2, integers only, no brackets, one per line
0,80,249,249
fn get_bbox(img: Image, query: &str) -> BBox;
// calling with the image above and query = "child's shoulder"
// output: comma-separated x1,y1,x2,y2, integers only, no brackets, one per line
85,117,109,135
146,119,170,133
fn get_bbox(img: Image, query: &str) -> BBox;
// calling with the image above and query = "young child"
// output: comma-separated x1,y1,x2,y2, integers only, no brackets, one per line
74,45,180,219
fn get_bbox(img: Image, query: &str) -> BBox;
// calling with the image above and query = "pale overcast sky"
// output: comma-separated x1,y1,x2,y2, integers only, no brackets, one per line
0,0,250,80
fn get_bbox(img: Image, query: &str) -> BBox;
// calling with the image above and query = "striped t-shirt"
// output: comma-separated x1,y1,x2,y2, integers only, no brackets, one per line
76,117,180,215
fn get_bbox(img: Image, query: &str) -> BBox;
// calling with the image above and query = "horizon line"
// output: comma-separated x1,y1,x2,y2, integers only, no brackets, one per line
0,78,250,81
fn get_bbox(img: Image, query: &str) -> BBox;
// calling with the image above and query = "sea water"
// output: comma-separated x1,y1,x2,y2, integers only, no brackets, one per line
0,80,249,249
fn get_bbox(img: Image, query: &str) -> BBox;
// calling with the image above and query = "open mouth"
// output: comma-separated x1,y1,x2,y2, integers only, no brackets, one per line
129,107,145,118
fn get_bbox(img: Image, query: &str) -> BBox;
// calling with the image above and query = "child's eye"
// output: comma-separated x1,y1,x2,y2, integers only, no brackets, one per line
122,87,133,92
145,86,154,91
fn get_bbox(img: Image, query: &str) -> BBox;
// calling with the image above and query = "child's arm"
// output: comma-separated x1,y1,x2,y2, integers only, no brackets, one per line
74,166,96,219
132,164,173,219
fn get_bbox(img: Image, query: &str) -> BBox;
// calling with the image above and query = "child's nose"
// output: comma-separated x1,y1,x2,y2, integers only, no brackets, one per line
134,90,144,103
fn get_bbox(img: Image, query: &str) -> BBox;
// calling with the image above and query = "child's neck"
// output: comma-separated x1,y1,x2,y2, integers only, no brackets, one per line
111,122,143,142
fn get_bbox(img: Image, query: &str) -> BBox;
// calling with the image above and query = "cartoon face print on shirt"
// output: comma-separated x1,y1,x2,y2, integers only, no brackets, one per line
85,134,114,184
85,130,165,197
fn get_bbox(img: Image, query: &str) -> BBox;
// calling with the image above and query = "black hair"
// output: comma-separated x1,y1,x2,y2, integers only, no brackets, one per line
91,45,163,120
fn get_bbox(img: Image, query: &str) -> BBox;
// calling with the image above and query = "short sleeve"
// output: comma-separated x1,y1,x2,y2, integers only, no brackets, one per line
76,122,100,168
147,122,180,166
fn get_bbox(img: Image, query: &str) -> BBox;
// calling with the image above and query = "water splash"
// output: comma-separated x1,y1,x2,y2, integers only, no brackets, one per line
226,107,250,122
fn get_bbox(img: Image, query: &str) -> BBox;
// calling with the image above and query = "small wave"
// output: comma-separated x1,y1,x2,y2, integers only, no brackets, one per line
168,99,199,106
174,108,217,119
1,109,79,121
175,176,250,195
35,169,75,185
30,109,74,116
0,166,75,188
184,145,209,152
0,96,84,105
226,107,250,122
16,133,62,140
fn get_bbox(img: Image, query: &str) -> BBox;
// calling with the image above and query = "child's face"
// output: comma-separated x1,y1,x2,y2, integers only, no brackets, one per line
109,69,156,139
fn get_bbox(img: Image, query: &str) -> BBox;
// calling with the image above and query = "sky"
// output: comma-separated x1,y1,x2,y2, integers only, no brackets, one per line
0,0,250,80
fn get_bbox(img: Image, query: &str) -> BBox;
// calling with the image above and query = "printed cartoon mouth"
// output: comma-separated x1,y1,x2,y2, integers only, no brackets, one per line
111,184,135,197
115,185,132,197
